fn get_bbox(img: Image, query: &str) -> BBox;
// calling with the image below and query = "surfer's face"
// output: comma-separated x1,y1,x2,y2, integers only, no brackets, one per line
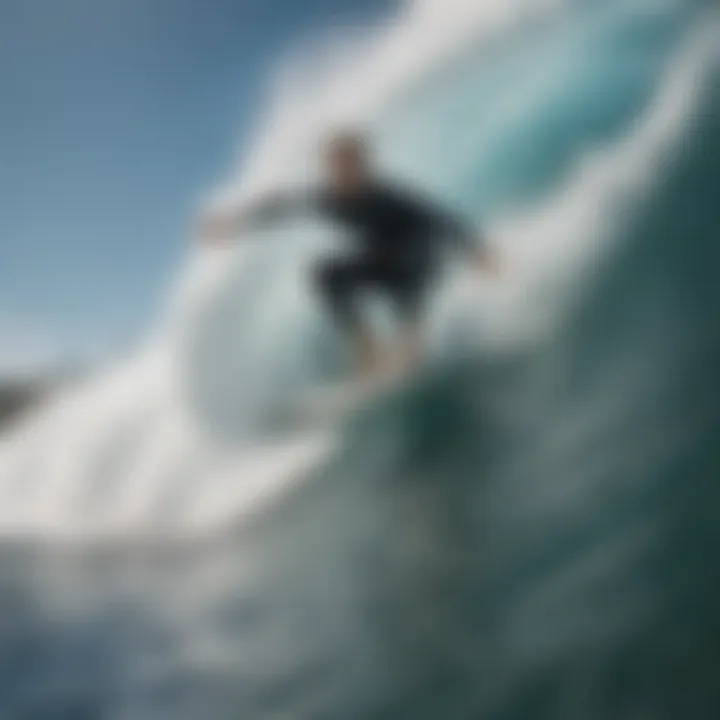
325,136,370,194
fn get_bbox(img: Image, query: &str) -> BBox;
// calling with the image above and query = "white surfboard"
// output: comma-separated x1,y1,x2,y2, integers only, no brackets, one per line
283,371,409,429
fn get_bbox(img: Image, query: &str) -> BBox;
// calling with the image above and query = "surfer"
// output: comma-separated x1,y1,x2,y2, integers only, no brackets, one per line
199,131,498,379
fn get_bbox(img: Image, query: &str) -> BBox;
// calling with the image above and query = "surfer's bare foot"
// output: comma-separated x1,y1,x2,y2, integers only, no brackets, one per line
351,326,383,381
350,324,421,385
390,323,423,377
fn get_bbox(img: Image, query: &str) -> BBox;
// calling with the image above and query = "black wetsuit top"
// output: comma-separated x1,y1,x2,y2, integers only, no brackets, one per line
246,181,476,267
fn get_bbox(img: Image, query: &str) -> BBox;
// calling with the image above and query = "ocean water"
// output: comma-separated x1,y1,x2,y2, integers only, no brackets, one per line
0,0,719,718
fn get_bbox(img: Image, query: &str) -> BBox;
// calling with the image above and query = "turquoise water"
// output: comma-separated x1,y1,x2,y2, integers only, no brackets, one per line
0,1,719,718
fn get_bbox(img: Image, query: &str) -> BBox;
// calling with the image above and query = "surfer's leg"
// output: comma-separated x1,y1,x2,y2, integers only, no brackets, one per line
313,257,382,378
394,319,424,374
385,266,430,375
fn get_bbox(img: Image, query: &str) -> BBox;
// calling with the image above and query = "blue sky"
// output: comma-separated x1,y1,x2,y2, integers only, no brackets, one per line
0,0,394,372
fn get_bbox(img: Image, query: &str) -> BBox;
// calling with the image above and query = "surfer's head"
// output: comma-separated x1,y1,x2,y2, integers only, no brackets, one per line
323,130,371,193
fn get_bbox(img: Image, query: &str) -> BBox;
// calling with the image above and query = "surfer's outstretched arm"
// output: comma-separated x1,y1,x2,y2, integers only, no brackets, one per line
428,205,502,276
389,187,501,275
458,222,501,275
198,189,319,244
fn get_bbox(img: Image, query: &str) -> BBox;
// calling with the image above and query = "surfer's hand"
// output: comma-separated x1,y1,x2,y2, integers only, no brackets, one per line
475,245,502,277
197,210,236,246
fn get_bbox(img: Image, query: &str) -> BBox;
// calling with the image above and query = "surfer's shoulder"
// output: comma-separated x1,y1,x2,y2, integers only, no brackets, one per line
365,179,418,209
371,180,438,218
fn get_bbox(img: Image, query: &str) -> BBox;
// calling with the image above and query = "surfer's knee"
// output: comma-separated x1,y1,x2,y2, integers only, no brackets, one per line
314,260,361,329
314,260,348,300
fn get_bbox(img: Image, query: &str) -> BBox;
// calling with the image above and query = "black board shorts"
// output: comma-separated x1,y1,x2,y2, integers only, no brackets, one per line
313,253,433,328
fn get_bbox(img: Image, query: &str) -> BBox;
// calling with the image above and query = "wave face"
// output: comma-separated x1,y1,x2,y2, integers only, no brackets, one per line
0,0,719,718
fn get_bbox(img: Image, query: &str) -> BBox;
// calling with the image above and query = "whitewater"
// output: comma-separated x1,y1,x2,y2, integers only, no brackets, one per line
1,0,720,718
